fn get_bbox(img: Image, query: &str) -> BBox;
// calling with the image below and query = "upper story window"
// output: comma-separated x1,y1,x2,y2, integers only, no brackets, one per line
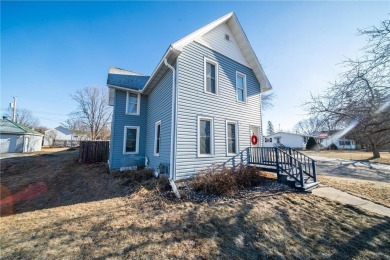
198,116,214,156
236,72,247,102
204,58,218,94
123,126,139,154
154,121,161,156
126,92,140,115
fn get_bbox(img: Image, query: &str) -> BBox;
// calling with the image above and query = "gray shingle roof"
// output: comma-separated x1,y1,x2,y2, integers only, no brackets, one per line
107,67,150,91
0,119,43,135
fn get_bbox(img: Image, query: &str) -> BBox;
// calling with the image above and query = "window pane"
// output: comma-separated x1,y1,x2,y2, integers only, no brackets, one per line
206,78,211,92
237,75,244,89
206,63,211,77
228,124,236,139
210,79,216,93
128,103,137,114
200,137,211,154
228,140,236,154
128,93,138,103
200,120,210,137
227,123,236,154
237,89,244,101
200,120,211,154
126,129,137,152
156,124,161,154
206,62,216,94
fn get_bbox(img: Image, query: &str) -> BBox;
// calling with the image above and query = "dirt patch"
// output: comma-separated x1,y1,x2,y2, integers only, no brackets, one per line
319,176,390,208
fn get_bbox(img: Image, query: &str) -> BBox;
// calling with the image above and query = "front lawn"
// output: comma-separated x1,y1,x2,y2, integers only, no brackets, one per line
304,150,390,165
1,149,389,259
318,176,390,208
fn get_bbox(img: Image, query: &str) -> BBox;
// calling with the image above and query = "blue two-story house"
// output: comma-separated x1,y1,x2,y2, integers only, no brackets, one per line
107,12,272,180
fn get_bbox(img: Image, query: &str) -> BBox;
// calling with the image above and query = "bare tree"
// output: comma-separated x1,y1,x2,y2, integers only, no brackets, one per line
262,92,275,110
61,115,88,135
45,129,57,147
306,18,390,158
292,117,327,135
70,87,112,140
7,107,40,128
266,121,275,135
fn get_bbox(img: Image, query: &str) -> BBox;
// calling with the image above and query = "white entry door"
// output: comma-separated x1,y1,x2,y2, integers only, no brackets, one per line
249,126,260,147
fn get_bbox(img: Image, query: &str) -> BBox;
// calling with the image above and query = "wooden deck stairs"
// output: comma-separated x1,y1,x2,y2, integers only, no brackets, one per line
245,147,319,191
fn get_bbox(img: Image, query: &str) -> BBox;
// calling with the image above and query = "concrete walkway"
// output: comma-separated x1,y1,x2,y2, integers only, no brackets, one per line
312,186,390,217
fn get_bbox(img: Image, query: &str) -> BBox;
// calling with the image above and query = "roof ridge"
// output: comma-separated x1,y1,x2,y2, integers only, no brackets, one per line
108,67,147,76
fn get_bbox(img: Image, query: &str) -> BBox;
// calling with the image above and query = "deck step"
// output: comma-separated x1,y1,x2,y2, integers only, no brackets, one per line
295,181,320,191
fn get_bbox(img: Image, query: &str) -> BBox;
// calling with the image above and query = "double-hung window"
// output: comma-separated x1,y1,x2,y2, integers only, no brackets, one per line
226,121,238,155
204,58,218,94
126,92,140,115
236,72,247,102
154,121,161,156
123,126,139,154
198,117,214,156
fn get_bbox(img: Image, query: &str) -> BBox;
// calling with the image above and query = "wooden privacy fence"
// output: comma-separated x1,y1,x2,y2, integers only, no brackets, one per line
79,141,109,163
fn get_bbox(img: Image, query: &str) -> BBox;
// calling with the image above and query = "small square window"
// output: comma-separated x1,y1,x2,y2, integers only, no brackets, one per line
126,92,140,115
225,34,230,41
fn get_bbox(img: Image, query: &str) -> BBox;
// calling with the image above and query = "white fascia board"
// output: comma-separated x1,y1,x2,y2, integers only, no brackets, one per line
107,84,143,94
172,12,234,51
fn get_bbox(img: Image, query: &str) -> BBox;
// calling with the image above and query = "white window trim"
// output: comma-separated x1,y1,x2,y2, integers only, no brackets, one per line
226,120,239,156
126,92,141,116
154,120,161,156
204,57,219,95
236,71,247,103
197,116,214,157
123,126,140,155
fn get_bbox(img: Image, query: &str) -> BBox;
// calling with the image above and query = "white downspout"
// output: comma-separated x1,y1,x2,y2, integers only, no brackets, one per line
164,58,175,180
164,58,181,199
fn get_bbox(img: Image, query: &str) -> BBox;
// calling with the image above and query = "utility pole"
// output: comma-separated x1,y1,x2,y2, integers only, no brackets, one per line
12,97,17,122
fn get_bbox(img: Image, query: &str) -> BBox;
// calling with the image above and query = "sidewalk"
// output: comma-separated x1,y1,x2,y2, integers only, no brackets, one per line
312,186,390,217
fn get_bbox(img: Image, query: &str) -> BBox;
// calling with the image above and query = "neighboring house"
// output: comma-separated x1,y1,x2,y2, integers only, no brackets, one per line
107,12,272,180
0,117,43,153
316,131,356,150
263,132,311,149
43,126,87,147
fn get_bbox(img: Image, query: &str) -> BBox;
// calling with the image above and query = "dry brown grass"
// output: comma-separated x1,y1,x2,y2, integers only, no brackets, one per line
304,150,390,164
319,176,390,208
1,150,390,259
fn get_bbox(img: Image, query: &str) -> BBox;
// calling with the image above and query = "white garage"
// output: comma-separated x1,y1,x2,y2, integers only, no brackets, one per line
0,118,43,153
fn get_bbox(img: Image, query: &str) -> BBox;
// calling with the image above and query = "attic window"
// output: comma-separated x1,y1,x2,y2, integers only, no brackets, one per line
225,34,230,41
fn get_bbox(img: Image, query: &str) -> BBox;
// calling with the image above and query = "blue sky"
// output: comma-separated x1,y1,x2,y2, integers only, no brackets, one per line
1,1,389,130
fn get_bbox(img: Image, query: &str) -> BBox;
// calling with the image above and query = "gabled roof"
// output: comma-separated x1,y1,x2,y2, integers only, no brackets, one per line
0,118,43,136
107,67,150,91
107,12,272,94
264,131,313,138
171,12,271,91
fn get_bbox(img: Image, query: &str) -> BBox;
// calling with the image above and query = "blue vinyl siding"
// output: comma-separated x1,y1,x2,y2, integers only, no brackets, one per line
175,41,262,180
145,70,173,173
109,90,148,169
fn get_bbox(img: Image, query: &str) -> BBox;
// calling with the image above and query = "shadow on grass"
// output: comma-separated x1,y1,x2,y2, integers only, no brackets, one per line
0,148,151,217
